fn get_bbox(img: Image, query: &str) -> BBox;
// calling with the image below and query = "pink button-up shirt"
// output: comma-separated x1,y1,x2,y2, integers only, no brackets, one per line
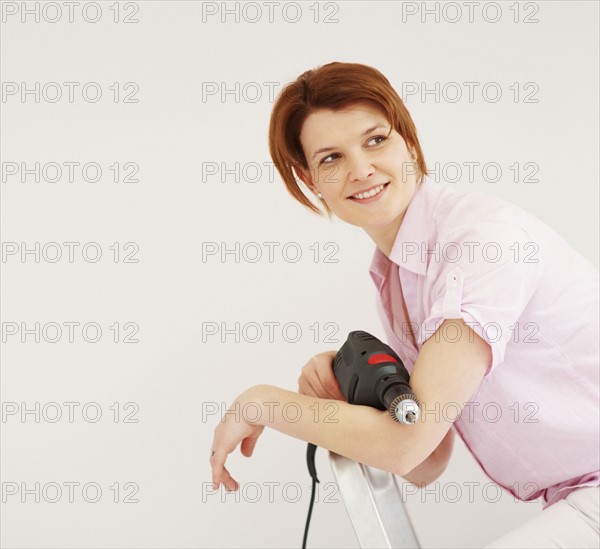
369,175,599,509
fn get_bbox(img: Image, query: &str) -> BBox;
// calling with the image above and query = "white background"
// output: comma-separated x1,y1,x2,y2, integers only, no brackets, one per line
1,1,598,548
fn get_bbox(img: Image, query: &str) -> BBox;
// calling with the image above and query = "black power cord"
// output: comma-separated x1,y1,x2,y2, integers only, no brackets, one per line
302,443,320,549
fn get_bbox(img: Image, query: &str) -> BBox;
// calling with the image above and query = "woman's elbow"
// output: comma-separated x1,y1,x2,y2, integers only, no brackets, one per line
398,439,453,485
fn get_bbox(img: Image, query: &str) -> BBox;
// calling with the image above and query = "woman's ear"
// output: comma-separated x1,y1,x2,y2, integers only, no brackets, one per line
293,165,319,196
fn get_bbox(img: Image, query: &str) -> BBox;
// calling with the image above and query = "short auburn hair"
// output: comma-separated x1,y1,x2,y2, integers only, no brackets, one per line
268,61,428,217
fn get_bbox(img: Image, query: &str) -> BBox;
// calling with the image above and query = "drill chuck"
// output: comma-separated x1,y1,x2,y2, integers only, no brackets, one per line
389,393,421,424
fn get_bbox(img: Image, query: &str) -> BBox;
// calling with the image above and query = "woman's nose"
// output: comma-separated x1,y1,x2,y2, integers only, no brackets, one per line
347,153,375,182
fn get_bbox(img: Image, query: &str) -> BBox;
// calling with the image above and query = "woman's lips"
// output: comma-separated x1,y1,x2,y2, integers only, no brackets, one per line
348,182,390,203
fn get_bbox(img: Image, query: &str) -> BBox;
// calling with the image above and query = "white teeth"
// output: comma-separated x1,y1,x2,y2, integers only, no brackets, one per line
352,184,385,200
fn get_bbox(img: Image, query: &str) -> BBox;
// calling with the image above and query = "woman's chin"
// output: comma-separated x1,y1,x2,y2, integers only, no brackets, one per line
337,201,399,229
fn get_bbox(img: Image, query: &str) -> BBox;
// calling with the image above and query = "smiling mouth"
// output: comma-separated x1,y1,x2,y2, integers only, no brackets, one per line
348,182,390,201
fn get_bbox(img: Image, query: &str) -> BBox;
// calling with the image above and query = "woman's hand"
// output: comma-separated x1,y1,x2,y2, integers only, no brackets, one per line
209,386,265,492
297,351,346,400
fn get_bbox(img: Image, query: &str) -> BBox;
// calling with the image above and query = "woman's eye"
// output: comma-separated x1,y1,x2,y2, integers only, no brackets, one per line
319,154,339,166
368,135,387,146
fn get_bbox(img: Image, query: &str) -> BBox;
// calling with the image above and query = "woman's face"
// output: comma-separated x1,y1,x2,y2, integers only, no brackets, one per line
298,102,419,240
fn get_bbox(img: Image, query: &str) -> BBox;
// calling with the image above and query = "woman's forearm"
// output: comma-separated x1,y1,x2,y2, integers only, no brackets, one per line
242,384,414,476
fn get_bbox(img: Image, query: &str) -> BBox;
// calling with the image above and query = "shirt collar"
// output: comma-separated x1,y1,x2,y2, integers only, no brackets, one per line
369,176,437,287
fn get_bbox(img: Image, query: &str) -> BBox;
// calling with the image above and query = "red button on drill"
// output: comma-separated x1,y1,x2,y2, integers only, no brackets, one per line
367,353,398,365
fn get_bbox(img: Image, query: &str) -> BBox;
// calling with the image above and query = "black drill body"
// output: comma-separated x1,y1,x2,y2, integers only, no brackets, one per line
333,330,420,423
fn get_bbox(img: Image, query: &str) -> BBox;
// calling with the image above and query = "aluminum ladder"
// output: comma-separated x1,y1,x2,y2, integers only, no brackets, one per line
329,451,421,548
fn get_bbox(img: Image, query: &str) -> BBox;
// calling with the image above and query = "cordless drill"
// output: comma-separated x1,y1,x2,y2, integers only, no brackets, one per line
302,331,421,548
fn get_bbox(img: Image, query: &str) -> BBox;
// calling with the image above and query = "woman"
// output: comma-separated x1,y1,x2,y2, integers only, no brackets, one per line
210,62,599,548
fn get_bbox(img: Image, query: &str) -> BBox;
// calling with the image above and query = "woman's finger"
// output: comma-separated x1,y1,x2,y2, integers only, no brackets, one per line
298,374,315,397
210,449,238,491
300,370,340,400
240,425,264,457
240,436,257,457
308,361,343,400
209,447,225,488
219,465,239,491
314,369,341,400
315,368,346,400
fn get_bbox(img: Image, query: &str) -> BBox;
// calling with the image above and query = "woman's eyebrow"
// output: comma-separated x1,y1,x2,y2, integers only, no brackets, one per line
310,124,389,161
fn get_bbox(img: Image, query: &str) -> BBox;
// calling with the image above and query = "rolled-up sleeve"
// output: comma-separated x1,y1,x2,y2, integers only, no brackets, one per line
418,221,542,379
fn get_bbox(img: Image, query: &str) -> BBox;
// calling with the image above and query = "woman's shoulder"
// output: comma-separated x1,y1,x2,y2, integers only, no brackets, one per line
423,178,553,244
422,178,598,282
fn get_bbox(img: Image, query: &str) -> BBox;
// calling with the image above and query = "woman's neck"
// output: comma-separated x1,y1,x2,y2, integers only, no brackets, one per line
364,212,406,258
